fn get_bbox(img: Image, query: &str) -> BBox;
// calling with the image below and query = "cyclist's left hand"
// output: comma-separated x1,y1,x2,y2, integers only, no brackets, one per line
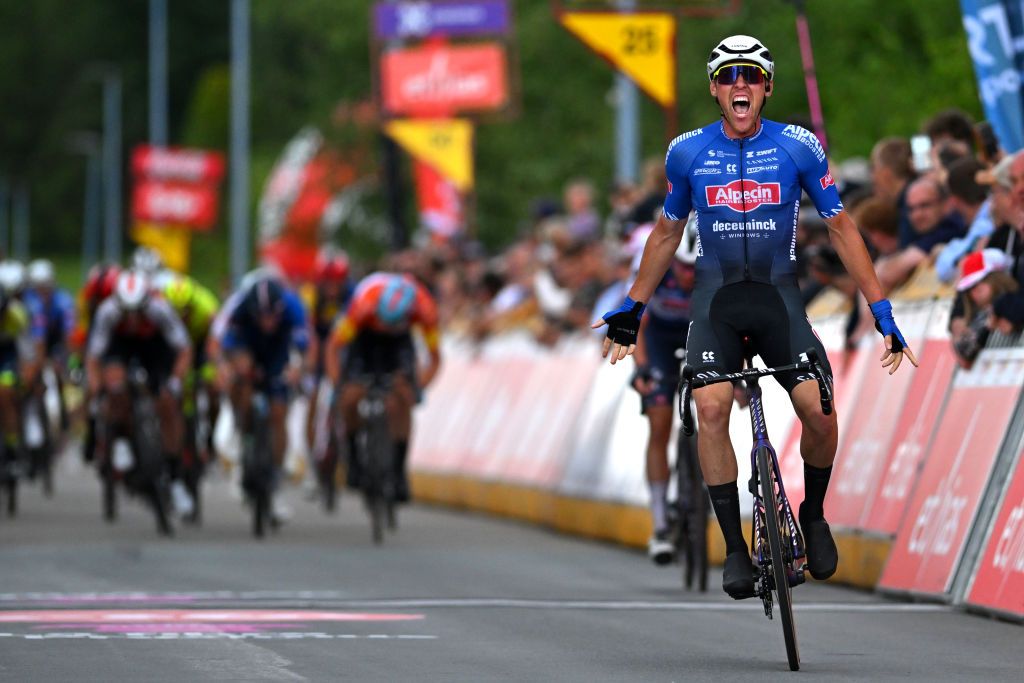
869,299,919,374
592,297,645,364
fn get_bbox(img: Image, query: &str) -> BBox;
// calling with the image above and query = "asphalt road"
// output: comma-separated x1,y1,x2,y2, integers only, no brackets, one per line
0,456,1021,682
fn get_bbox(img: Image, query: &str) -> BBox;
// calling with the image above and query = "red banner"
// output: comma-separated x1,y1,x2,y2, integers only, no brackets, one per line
132,181,220,231
824,304,931,529
861,315,958,534
414,161,464,239
381,41,508,116
879,350,1024,597
132,146,225,184
966,448,1024,618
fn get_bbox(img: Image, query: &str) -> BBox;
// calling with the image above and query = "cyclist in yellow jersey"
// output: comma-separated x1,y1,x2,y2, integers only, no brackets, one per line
0,266,38,482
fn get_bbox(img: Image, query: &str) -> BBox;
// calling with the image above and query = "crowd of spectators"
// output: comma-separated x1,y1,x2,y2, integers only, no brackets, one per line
379,108,1024,366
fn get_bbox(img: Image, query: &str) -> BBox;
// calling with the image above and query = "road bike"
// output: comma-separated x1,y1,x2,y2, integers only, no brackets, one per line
670,417,709,591
680,347,833,671
351,372,398,545
240,389,276,539
95,363,173,536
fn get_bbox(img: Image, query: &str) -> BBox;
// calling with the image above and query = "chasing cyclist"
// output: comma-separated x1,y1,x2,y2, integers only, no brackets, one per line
324,271,441,502
629,219,698,565
594,35,917,599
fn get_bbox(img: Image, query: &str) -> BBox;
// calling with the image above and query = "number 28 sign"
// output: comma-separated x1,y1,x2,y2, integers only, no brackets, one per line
558,11,677,108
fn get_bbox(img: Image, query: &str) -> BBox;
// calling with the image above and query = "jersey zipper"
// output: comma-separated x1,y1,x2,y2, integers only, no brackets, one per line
739,138,750,280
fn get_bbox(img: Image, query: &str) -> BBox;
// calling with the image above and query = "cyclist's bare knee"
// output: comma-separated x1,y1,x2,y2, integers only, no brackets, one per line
791,380,837,438
693,382,733,434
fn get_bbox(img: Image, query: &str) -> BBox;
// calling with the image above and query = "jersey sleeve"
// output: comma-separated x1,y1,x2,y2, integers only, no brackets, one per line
86,301,118,358
150,299,191,352
412,283,440,352
284,292,310,352
662,135,696,222
781,125,844,219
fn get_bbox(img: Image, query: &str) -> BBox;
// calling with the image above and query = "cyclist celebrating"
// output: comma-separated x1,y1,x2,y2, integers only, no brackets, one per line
325,271,441,502
595,35,917,599
630,218,698,565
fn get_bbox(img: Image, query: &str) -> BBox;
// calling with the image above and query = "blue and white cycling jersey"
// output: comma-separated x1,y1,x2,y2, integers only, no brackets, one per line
663,119,844,292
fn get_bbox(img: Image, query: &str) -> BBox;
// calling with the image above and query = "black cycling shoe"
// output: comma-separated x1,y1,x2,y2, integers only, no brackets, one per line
394,473,411,503
722,551,756,599
799,503,838,580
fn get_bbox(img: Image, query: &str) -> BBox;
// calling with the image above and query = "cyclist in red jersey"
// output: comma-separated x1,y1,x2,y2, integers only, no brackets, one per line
325,272,442,501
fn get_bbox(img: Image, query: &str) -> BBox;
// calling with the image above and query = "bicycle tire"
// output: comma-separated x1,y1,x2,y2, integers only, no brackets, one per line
757,446,800,671
103,473,117,522
676,428,709,591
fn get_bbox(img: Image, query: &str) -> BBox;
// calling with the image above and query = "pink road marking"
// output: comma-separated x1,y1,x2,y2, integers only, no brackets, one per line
34,623,292,633
0,611,424,624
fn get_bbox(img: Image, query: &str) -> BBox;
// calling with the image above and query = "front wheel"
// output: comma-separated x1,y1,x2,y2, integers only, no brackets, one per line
757,446,799,671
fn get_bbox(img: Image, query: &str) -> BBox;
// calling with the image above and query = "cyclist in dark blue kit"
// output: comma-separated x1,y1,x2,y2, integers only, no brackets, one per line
595,35,918,599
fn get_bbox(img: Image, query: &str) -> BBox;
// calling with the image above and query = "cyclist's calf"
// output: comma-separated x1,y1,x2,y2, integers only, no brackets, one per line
693,382,738,486
791,380,838,468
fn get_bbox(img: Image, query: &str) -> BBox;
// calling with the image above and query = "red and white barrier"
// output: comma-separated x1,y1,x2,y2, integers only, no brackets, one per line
879,347,1024,598
965,444,1024,619
825,302,935,530
861,303,957,534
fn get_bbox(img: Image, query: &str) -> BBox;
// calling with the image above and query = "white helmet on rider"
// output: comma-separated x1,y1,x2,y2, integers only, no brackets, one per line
706,34,774,82
132,246,164,275
114,269,151,310
675,214,700,265
0,260,26,294
27,259,56,288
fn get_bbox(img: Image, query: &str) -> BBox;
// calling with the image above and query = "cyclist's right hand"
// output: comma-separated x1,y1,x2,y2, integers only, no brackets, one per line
591,296,645,364
631,365,657,395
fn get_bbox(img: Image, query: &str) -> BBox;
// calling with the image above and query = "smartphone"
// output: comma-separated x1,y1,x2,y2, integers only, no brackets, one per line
910,134,932,173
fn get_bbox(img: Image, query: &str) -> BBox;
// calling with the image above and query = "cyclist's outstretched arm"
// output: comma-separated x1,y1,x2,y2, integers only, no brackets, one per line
591,213,684,363
824,210,919,372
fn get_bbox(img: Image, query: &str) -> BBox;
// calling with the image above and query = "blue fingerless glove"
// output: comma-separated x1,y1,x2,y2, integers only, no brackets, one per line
601,296,646,347
869,298,908,353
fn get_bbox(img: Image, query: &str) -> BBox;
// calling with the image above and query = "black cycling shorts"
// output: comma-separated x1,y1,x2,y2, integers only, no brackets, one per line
639,319,687,414
102,335,174,396
343,330,417,386
685,281,832,393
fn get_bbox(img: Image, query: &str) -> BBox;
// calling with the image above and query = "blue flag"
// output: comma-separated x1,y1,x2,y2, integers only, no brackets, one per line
961,0,1024,151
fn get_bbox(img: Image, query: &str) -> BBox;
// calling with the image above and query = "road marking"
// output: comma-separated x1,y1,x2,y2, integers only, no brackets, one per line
0,610,424,623
6,632,438,641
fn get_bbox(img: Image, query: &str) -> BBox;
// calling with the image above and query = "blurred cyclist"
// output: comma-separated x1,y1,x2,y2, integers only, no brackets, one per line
220,277,309,517
630,218,697,565
0,262,37,481
302,250,354,460
26,259,75,432
86,270,192,514
595,35,916,598
325,271,441,502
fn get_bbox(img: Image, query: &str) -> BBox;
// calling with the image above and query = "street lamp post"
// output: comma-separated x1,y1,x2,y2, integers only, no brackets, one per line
230,0,251,285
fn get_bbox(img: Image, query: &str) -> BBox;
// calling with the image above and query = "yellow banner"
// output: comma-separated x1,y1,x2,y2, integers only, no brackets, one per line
560,12,676,108
131,222,191,272
384,119,474,192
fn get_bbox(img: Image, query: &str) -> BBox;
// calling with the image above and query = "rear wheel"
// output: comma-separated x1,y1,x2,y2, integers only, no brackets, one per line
757,446,799,671
103,472,117,522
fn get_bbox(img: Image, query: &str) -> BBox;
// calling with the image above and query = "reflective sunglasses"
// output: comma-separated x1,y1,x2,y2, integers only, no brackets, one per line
713,63,768,85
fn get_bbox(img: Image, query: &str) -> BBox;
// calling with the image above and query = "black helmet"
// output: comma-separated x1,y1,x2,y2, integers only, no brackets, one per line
246,278,286,318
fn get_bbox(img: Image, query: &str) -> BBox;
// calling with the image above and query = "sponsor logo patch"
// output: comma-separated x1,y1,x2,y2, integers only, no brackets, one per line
782,125,826,163
820,170,835,190
703,159,720,166
704,179,781,212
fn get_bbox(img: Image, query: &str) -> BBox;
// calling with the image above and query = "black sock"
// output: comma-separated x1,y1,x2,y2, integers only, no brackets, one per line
801,463,833,521
707,481,747,555
393,440,408,478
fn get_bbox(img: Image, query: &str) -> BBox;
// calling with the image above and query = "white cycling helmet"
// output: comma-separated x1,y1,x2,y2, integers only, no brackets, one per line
0,260,26,293
132,246,164,275
675,214,700,265
114,269,151,310
707,35,774,82
27,259,56,288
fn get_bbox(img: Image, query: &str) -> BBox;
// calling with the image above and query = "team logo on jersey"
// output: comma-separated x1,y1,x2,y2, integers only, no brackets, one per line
667,180,673,193
820,170,835,190
704,180,781,213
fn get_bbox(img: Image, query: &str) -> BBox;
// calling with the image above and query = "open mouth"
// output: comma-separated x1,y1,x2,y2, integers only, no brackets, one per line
732,95,750,115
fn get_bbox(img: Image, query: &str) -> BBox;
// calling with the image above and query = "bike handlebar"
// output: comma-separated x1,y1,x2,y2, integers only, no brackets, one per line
678,347,833,436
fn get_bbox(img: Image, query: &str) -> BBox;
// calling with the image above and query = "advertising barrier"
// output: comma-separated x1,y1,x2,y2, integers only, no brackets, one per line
965,442,1024,619
824,302,932,530
879,347,1024,598
862,301,956,534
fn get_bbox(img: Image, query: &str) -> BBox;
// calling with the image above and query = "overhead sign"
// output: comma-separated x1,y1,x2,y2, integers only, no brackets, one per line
130,222,191,272
380,42,509,116
559,12,677,108
414,160,465,238
385,118,474,191
132,181,220,230
374,0,510,39
132,146,225,184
